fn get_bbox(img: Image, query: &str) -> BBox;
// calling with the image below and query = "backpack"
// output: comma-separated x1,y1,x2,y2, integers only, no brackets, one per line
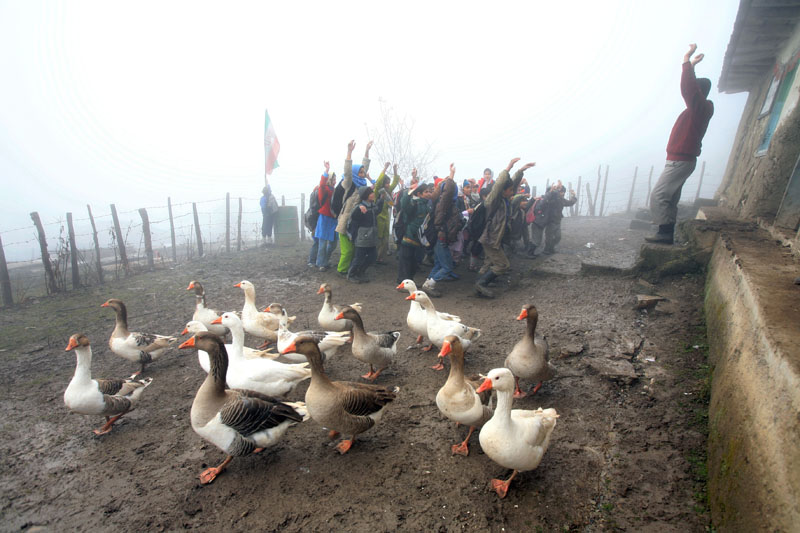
304,186,324,233
531,196,548,227
465,202,486,241
331,180,355,218
418,212,437,249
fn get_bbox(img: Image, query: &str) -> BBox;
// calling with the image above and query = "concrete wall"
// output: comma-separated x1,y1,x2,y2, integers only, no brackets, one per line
717,28,800,223
702,223,800,530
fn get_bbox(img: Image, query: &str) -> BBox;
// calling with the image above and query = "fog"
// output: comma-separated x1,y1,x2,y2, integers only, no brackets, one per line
0,1,748,261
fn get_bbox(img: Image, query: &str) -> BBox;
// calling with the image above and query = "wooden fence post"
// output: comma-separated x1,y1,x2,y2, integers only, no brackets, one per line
0,234,13,306
627,166,638,213
599,165,609,217
192,202,204,257
225,193,231,253
87,205,104,284
694,161,706,202
646,165,654,207
110,204,130,275
585,182,596,216
66,212,81,289
30,211,59,294
237,197,243,251
167,197,177,263
575,176,583,216
594,166,601,215
281,195,285,207
300,193,306,241
138,208,154,271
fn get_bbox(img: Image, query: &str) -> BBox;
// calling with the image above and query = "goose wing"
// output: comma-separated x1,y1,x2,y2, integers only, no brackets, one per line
337,382,398,417
370,331,400,348
220,392,304,436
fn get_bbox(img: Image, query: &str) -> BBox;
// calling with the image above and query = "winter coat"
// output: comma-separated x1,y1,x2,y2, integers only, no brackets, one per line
349,199,382,247
434,179,463,244
335,157,371,235
400,192,431,247
479,169,524,249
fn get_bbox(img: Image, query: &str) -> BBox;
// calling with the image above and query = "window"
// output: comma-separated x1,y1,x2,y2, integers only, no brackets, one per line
757,62,798,155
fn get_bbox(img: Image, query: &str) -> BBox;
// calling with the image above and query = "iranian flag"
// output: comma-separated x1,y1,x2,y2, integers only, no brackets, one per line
264,109,280,176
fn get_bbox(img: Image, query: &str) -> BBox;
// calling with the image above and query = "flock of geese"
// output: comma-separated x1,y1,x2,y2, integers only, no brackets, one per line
62,279,559,498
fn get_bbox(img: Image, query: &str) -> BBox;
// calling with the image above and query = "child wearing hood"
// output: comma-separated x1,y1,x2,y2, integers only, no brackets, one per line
335,140,372,275
374,162,400,263
346,185,383,283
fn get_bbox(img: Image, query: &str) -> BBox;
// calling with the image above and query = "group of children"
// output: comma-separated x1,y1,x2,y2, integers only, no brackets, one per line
304,140,576,299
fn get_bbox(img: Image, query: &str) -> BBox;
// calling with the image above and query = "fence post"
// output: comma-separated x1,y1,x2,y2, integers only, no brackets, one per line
109,204,130,275
599,165,609,217
300,193,306,241
646,165,654,207
568,182,574,217
192,202,204,257
225,193,231,253
237,197,243,251
138,208,154,271
694,161,706,202
585,182,596,216
167,197,177,263
575,176,582,216
0,234,13,306
594,166,601,215
627,166,638,213
30,211,59,294
86,205,104,284
66,212,81,289
281,195,285,207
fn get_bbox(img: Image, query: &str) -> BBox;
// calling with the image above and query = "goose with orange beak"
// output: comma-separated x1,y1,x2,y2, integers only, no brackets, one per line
101,298,177,375
334,306,400,381
435,336,493,456
396,279,460,350
504,304,554,398
186,280,227,336
234,280,293,344
63,333,153,435
476,368,559,498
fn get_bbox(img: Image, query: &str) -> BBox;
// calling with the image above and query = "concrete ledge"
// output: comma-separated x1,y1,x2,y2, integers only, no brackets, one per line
698,214,800,530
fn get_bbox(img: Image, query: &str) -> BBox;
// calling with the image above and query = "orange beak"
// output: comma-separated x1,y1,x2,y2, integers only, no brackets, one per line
317,286,324,294
437,340,452,358
334,312,344,321
281,341,297,354
100,301,109,308
186,282,195,290
396,283,404,290
234,282,242,288
179,337,196,349
476,378,493,393
211,317,223,325
517,308,528,321
181,327,189,335
405,294,416,301
65,337,78,351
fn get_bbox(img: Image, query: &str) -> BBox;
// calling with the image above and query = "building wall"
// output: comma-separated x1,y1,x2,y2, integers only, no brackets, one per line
717,28,800,224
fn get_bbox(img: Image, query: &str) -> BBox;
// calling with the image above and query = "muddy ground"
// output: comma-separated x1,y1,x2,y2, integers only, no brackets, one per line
0,216,711,532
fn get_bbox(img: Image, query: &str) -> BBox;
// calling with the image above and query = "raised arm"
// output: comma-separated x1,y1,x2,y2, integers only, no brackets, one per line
343,140,355,190
512,162,536,190
362,140,373,173
681,44,706,108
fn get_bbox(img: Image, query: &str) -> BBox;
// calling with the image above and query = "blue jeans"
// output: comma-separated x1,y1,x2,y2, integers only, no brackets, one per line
316,239,336,268
308,238,319,264
429,241,457,281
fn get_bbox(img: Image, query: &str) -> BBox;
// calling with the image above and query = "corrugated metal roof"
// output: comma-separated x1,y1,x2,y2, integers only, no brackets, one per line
718,0,800,93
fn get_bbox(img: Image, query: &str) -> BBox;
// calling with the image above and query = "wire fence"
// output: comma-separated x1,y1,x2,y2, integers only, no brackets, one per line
0,161,716,306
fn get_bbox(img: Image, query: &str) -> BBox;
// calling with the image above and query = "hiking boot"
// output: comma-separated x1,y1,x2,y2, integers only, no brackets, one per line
347,275,365,284
645,224,675,245
475,271,497,298
422,278,442,298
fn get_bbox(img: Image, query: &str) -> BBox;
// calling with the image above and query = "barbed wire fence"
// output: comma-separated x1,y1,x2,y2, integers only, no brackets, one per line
0,161,715,306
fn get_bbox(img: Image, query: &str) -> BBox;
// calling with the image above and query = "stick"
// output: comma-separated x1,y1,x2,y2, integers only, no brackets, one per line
192,202,203,257
87,205,104,284
167,197,177,263
599,165,609,217
627,166,638,213
110,204,130,275
66,212,81,288
30,211,59,293
138,208,154,271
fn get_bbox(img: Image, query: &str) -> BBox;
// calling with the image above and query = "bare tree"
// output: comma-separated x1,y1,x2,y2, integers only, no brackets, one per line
366,97,437,181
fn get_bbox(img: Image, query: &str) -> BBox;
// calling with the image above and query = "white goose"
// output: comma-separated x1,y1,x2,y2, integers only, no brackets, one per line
64,333,153,435
181,320,278,374
316,283,362,331
277,309,351,364
397,279,460,348
405,291,481,370
102,299,178,374
235,280,294,344
180,332,308,484
476,368,559,499
186,280,227,336
435,336,493,456
211,312,312,397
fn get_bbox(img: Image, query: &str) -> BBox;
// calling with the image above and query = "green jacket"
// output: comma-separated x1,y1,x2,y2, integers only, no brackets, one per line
374,171,400,223
400,191,430,246
479,168,525,248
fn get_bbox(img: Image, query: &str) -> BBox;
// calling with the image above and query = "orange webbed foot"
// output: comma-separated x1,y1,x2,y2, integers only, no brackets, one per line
451,442,469,456
513,389,528,399
361,371,375,380
335,439,354,454
199,467,222,484
491,478,511,498
531,382,543,394
327,430,340,440
421,344,433,352
415,335,423,345
431,361,445,371
257,340,272,349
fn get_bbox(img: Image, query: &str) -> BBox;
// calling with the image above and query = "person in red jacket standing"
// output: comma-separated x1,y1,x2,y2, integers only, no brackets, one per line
646,43,714,245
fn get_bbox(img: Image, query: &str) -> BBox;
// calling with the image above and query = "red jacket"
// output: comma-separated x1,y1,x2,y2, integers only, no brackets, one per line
317,174,334,217
666,62,714,161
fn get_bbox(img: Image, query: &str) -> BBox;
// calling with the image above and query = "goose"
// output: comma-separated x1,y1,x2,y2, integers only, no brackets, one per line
235,280,294,344
316,283,362,331
64,333,153,435
181,320,278,374
101,299,178,374
282,335,398,454
504,304,554,398
405,291,481,370
396,279,460,349
335,306,400,381
211,313,312,397
179,332,308,484
186,280,227,336
435,336,493,456
276,309,351,364
476,368,559,498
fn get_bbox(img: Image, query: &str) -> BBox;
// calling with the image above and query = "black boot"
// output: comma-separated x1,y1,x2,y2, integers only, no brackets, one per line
475,271,497,298
645,223,675,244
